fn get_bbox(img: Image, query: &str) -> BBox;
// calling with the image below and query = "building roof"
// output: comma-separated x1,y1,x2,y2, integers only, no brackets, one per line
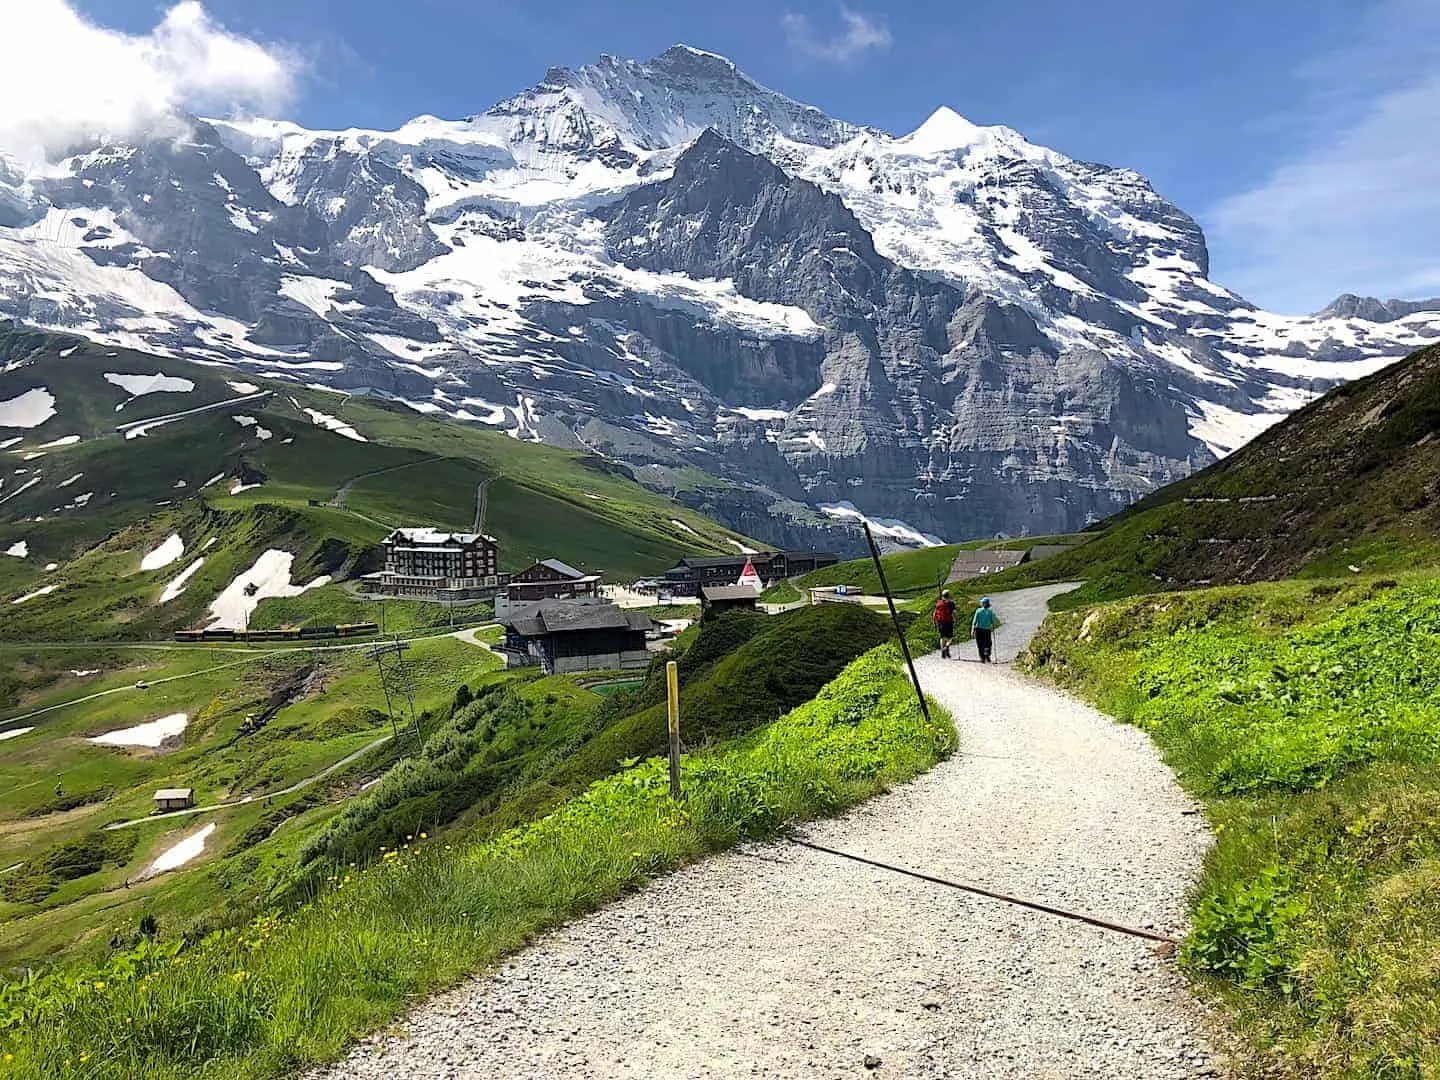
676,554,774,570
386,527,497,547
504,600,655,637
947,549,1029,581
701,585,763,603
154,788,193,801
538,558,587,579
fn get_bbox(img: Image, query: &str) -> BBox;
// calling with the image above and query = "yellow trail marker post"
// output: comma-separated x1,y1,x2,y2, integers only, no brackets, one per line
666,660,682,800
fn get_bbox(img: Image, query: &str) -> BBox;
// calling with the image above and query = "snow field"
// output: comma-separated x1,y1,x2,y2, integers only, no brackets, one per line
140,533,185,572
206,549,331,630
89,713,189,748
146,823,217,876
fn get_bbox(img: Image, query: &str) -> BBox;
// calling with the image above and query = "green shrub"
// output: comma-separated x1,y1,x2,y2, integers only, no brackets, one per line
0,832,137,905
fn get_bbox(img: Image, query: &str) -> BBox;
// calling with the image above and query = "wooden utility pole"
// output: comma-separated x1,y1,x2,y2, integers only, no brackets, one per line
863,521,932,727
666,660,682,800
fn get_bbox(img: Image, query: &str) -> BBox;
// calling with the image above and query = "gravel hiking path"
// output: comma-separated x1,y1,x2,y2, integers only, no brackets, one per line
311,584,1222,1080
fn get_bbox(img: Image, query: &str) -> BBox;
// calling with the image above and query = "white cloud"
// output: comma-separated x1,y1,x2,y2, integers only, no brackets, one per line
782,6,891,63
0,1,298,169
1206,0,1440,313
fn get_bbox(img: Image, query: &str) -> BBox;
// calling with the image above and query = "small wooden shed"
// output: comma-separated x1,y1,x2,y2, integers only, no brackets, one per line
700,584,762,620
154,788,194,812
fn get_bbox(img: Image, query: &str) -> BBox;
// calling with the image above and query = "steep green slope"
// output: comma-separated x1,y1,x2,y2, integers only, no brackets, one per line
0,325,757,638
987,342,1440,608
798,535,1078,598
1025,577,1440,1077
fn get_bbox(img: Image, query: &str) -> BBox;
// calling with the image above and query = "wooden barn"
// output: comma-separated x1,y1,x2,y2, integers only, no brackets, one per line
501,601,656,675
700,584,761,620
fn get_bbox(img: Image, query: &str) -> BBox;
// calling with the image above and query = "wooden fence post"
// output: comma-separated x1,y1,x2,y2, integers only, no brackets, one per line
666,660,682,800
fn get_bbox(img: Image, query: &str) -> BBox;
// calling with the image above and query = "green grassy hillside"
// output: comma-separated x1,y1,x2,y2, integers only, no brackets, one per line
0,324,758,640
798,535,1078,598
1024,576,1440,1077
0,640,953,1080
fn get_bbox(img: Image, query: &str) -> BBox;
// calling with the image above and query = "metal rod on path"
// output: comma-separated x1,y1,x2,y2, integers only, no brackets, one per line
665,660,683,800
791,838,1178,945
862,522,932,726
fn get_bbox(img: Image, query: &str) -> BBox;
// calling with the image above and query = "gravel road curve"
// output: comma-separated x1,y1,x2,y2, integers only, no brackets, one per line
311,584,1222,1080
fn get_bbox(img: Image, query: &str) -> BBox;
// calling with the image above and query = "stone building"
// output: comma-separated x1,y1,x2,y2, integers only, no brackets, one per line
370,528,503,599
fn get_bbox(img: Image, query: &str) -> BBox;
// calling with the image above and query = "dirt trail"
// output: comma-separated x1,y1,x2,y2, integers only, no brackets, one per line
311,585,1222,1079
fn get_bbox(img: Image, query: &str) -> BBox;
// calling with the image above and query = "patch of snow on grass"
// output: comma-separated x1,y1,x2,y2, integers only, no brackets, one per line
11,584,57,604
201,473,224,488
0,437,20,450
146,822,216,875
0,727,34,742
44,562,58,571
104,372,196,407
35,435,80,449
728,539,759,554
670,519,698,536
90,713,189,748
302,408,366,442
71,669,100,677
4,541,26,558
230,479,262,495
159,558,205,603
207,549,331,630
227,381,261,395
141,533,185,572
0,389,56,429
59,473,82,487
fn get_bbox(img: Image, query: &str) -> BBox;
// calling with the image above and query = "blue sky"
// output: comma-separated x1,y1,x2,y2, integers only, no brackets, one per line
50,1,1440,312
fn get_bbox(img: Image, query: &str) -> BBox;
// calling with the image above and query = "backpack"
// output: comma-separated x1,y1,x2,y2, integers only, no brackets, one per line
933,598,955,624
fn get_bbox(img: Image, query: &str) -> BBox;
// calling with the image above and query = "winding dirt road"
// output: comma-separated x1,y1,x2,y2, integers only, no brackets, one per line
312,585,1222,1079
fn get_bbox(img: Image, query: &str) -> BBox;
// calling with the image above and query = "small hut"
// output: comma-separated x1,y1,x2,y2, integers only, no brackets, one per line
700,584,762,620
154,788,194,812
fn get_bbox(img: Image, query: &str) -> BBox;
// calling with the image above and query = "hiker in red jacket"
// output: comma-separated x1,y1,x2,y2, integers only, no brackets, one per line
933,589,957,659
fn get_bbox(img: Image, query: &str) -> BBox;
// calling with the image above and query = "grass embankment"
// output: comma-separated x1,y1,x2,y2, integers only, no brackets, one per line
798,535,1078,599
0,644,955,1078
759,579,803,604
1023,576,1440,1077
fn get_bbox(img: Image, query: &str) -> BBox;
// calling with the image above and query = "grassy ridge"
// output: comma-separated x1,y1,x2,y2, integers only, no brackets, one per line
0,644,955,1078
985,342,1440,610
1,328,760,641
1023,577,1440,1076
798,535,1077,598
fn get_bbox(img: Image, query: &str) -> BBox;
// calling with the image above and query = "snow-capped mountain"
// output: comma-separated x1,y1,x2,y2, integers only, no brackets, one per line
1,44,1436,547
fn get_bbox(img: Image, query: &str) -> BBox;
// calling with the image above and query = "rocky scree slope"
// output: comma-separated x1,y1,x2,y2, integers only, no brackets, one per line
1,45,1436,547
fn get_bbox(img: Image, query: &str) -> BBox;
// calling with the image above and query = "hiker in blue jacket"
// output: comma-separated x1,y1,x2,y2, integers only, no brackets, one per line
972,597,998,663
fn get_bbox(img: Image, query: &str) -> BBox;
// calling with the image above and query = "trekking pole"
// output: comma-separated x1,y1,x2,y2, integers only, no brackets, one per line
862,522,932,726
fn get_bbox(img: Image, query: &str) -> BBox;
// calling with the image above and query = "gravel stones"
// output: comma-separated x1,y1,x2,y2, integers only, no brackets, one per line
309,585,1223,1079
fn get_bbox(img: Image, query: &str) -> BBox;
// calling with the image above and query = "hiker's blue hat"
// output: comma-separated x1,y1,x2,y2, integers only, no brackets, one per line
981,597,991,605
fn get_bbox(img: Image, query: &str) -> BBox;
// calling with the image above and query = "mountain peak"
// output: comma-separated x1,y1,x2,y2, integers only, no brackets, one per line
900,106,985,154
651,44,741,73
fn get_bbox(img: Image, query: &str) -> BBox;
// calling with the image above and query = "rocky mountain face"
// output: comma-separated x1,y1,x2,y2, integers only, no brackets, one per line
1,44,1437,549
